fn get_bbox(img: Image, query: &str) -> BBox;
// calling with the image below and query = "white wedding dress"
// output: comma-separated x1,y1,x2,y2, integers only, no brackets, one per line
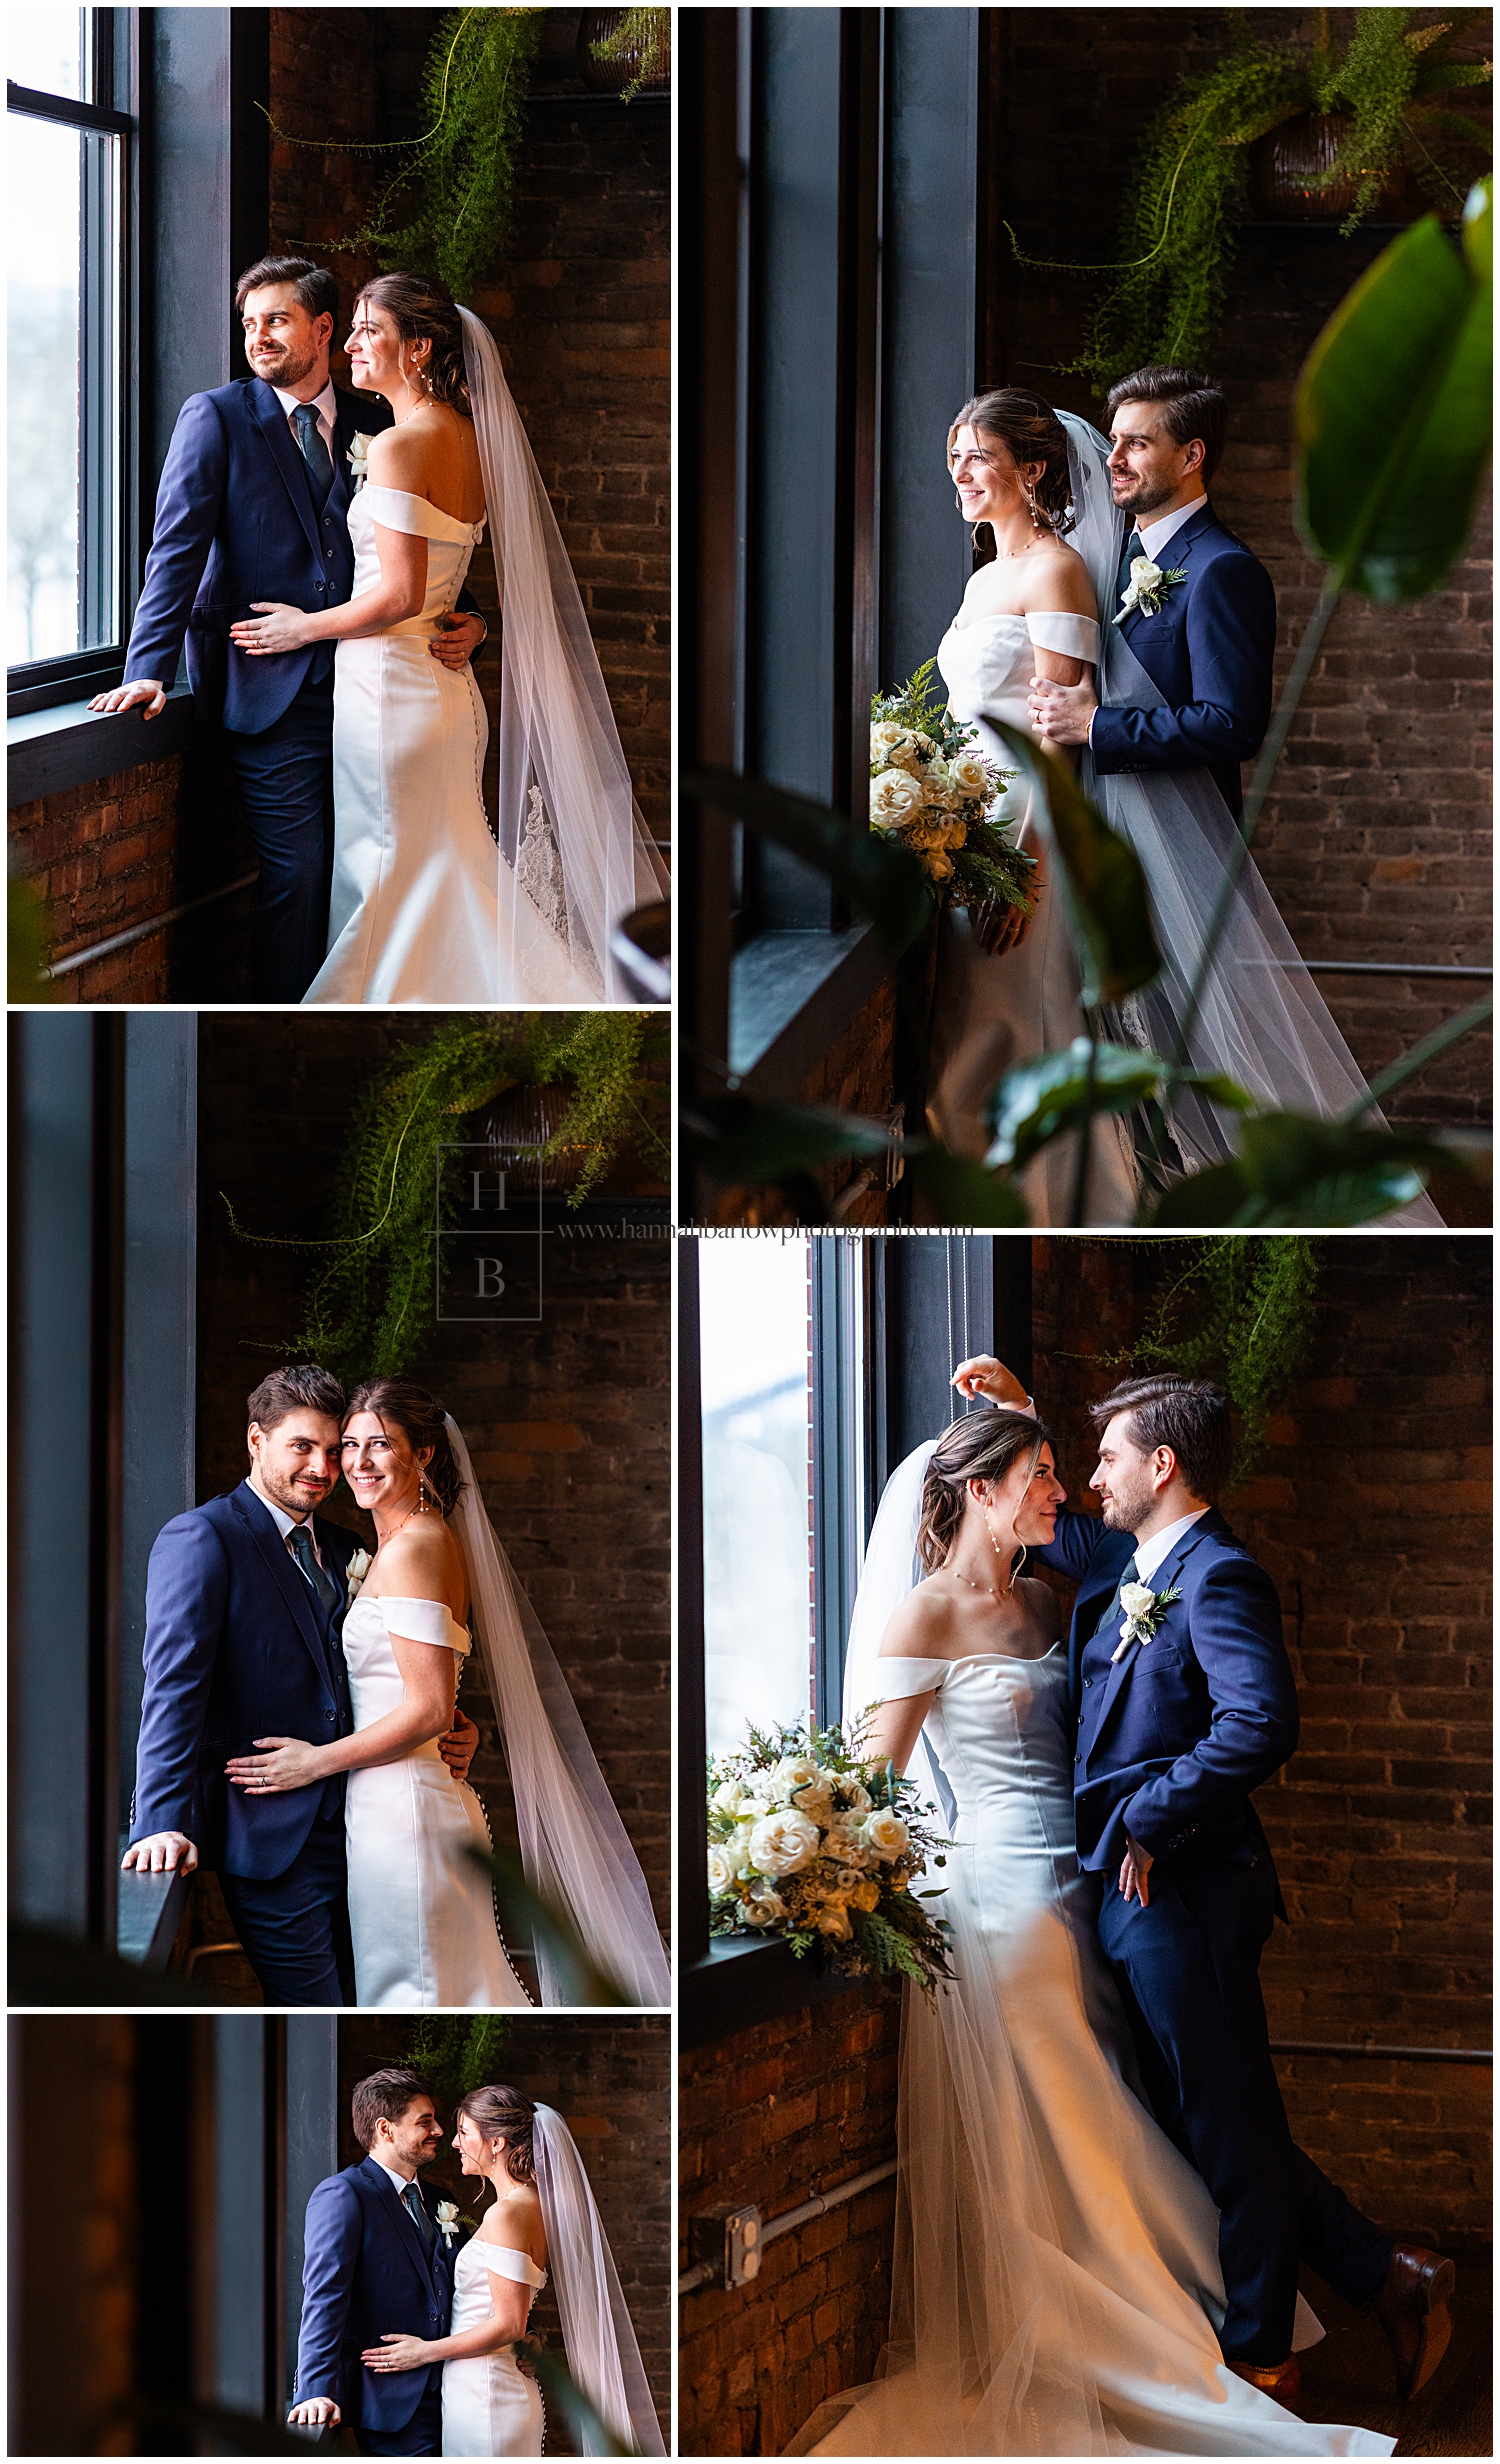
343,1594,530,2010
795,1643,1394,2458
441,2243,547,2457
303,484,596,1007
934,600,1139,1223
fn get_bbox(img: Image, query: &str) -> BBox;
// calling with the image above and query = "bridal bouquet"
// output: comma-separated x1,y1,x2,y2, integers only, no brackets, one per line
870,663,1036,924
706,1721,954,1997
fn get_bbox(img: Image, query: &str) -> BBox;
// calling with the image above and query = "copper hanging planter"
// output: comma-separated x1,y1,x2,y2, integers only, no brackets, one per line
576,10,670,97
1250,111,1412,221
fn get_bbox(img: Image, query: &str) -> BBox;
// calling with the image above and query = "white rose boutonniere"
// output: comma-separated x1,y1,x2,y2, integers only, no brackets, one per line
345,1547,373,1608
347,431,374,494
435,2200,466,2245
1114,556,1188,624
1111,1581,1182,1660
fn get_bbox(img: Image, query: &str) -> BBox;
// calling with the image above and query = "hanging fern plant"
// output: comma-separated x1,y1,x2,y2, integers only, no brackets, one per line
226,1013,669,1383
589,7,671,103
1011,9,1491,391
1131,1236,1322,1484
266,8,545,303
412,2012,515,2099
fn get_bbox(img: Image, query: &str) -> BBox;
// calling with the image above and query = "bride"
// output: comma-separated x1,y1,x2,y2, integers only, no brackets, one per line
226,1379,670,2010
363,2084,665,2457
791,1405,1395,2458
929,387,1439,1227
231,272,667,1006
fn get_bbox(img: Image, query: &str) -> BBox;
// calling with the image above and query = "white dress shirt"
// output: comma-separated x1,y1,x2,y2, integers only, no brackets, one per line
1129,1505,1209,1586
271,376,338,460
368,2152,422,2202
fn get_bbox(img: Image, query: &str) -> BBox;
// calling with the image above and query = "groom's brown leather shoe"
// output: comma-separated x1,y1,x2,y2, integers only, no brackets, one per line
1227,2356,1301,2405
1368,2244,1455,2404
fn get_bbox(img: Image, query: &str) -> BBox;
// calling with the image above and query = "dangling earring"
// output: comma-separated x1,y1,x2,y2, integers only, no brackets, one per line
1024,477,1044,533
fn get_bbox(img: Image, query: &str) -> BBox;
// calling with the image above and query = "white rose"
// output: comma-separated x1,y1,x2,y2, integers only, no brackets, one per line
1119,1582,1156,1620
870,768,926,827
789,1779,834,1829
711,1776,749,1817
822,1813,868,1862
839,1780,873,1814
741,1885,787,1927
747,1808,821,1879
861,1808,911,1863
871,721,915,766
345,1547,373,1603
770,1754,820,1798
723,1822,758,1878
706,1845,736,1896
815,1902,853,1941
950,750,989,797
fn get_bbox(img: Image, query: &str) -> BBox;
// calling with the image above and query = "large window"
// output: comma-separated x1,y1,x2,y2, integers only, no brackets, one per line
7,7,130,707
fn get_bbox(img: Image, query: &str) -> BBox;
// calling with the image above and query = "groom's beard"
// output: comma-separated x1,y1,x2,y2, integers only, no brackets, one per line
248,338,320,390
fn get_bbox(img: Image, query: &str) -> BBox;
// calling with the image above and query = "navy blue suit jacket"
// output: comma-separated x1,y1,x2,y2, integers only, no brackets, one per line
124,378,390,732
1041,1505,1298,1885
128,1480,358,1881
1090,501,1277,819
295,2158,463,2431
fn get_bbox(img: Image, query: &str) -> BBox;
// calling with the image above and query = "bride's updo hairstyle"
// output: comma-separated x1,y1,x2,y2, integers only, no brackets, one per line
343,1378,465,1517
946,388,1074,536
456,2084,537,2183
916,1408,1053,1574
355,271,473,417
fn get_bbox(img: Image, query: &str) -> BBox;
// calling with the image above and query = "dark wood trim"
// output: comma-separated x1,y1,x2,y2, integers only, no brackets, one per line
676,1237,711,1972
6,77,131,133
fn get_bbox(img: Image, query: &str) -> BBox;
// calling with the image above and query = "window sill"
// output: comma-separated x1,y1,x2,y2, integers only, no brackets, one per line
8,685,200,810
117,1861,193,1970
729,925,889,1098
680,1932,871,2049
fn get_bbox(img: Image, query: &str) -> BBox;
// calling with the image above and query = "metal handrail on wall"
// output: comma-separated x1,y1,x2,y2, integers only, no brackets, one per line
678,2039,1492,2296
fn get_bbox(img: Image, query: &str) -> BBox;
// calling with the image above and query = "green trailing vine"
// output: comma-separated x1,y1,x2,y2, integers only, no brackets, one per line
265,8,545,303
1126,1236,1322,1483
590,7,671,103
412,2012,515,2098
1010,10,1491,390
227,1013,669,1383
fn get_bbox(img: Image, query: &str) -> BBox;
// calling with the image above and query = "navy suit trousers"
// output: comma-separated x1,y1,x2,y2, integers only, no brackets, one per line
356,2384,443,2456
218,1814,353,2007
225,669,335,1001
1097,1845,1390,2359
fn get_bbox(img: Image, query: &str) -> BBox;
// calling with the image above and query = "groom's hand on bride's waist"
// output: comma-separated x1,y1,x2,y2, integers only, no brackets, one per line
121,1829,198,1874
438,1707,481,1784
430,610,487,671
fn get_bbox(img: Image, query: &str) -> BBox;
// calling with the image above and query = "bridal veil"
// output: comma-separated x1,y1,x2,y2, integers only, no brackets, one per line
533,2105,666,2455
457,307,669,1003
444,1417,670,2008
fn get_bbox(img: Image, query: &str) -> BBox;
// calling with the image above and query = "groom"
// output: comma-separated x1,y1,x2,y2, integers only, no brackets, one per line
121,1363,476,2005
87,255,487,1000
1028,364,1276,822
290,2067,465,2455
955,1355,1456,2409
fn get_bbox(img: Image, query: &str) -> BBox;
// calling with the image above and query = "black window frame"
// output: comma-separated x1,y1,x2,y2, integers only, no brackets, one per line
7,8,139,715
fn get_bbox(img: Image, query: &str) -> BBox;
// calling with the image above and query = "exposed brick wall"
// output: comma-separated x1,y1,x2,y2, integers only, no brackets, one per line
987,7,1491,1124
678,1991,901,2456
188,1015,670,1959
1032,1231,1492,2246
7,739,255,1003
336,2013,671,2453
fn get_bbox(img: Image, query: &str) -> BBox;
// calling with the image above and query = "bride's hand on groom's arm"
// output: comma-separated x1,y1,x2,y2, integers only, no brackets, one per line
951,1356,1031,1411
225,1735,326,1793
120,1829,198,1874
232,603,315,657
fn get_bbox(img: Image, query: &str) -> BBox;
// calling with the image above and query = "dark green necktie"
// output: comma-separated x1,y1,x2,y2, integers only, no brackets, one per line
1115,530,1145,614
289,1522,340,1620
292,401,334,505
402,2180,435,2253
1090,1557,1140,1652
